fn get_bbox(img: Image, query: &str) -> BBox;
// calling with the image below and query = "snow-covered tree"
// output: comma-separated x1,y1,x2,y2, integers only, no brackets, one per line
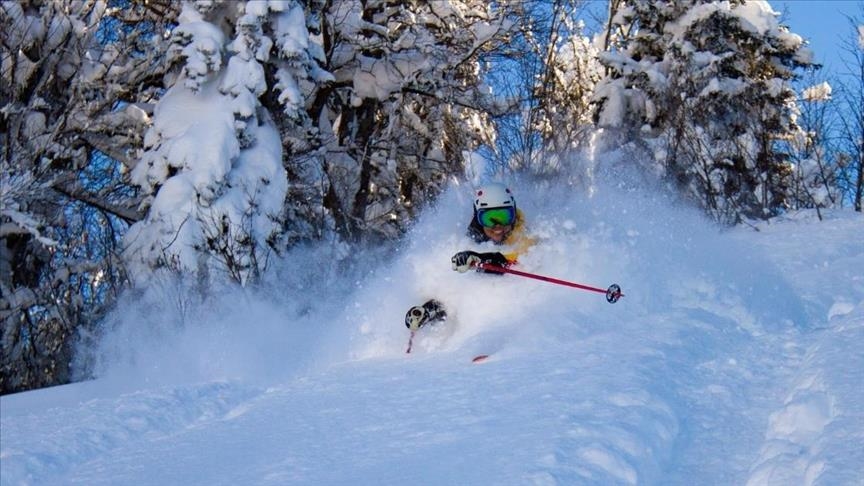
489,0,603,181
536,20,603,154
124,0,520,282
308,0,519,241
123,1,314,286
593,0,815,223
785,78,842,217
1,0,172,393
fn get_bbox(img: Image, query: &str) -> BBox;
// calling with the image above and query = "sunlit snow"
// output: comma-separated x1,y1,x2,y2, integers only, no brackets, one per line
2,180,862,485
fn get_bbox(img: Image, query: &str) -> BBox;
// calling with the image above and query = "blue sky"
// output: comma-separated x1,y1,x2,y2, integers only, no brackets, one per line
773,0,861,73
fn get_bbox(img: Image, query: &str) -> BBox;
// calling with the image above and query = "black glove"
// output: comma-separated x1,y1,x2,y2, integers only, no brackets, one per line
476,252,509,273
451,251,509,273
451,251,481,273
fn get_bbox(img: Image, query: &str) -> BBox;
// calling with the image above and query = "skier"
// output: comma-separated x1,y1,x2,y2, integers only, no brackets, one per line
405,182,535,331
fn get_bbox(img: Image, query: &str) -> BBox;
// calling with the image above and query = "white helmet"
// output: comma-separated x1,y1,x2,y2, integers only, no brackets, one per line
473,183,515,211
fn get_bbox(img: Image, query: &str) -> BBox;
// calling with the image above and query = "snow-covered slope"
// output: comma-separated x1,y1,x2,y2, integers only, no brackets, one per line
2,184,862,485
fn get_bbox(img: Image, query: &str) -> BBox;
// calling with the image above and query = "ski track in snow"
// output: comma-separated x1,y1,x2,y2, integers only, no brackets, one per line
742,214,864,486
2,187,862,485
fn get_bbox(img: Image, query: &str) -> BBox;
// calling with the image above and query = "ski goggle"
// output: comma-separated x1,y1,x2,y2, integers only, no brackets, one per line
476,207,516,228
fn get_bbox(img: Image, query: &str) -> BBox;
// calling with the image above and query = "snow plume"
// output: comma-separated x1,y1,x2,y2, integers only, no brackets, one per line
123,148,811,388
347,169,806,362
86,241,357,389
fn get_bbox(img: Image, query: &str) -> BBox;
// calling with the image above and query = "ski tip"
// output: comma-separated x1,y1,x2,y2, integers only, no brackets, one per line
471,354,490,363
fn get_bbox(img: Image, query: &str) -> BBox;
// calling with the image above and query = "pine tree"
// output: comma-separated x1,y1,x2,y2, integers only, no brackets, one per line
594,0,814,223
123,1,323,286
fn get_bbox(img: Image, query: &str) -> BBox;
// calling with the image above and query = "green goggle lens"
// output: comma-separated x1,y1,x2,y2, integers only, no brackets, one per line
477,207,516,228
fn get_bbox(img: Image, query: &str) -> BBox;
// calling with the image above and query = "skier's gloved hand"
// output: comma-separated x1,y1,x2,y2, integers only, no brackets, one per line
478,252,509,268
452,251,510,273
451,251,481,272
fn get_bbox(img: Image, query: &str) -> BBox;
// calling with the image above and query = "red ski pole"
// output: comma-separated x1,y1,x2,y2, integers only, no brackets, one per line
475,262,624,303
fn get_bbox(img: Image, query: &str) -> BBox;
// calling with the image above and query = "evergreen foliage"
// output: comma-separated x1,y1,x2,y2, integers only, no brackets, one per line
594,0,815,223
